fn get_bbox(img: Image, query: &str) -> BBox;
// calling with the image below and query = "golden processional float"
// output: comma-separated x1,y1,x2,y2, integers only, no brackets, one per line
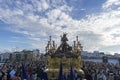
45,33,84,80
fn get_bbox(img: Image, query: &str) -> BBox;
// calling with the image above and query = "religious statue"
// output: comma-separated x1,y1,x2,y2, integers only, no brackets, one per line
61,33,68,42
60,33,70,52
45,33,84,79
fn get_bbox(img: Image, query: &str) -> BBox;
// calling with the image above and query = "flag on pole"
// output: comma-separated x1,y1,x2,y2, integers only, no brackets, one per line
21,64,28,80
58,62,64,80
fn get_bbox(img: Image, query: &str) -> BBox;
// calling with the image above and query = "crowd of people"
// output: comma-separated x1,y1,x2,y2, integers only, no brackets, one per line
82,61,120,80
0,61,47,80
0,60,120,80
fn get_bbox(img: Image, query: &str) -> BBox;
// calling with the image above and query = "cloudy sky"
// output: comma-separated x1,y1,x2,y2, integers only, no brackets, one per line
0,0,120,54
